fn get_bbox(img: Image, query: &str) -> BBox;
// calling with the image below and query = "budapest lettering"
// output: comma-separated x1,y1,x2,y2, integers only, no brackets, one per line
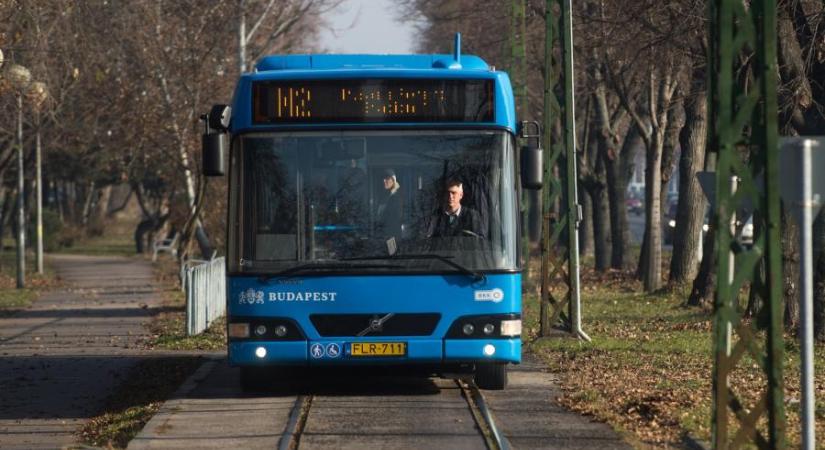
238,288,337,305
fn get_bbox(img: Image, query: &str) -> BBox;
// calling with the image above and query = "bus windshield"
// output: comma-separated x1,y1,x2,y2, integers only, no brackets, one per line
230,130,518,274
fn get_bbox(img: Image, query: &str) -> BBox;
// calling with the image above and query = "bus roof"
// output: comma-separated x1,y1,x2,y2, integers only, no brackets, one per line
254,54,491,72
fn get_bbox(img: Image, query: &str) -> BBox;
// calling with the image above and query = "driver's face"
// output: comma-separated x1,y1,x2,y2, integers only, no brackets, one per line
446,185,463,212
383,177,394,190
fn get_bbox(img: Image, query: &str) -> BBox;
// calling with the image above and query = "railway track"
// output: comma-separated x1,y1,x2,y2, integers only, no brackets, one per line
277,379,509,450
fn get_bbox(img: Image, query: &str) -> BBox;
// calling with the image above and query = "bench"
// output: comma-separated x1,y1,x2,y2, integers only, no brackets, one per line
152,232,179,261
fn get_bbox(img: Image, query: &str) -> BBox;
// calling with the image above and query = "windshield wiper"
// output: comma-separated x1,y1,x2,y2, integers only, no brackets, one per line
343,253,485,282
258,261,401,282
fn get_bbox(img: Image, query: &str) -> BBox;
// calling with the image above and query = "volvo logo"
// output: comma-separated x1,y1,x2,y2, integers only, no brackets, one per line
357,313,395,336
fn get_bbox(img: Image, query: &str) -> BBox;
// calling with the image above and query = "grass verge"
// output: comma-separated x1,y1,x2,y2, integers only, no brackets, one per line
523,268,825,448
55,227,137,257
0,250,60,314
77,356,204,448
144,258,227,351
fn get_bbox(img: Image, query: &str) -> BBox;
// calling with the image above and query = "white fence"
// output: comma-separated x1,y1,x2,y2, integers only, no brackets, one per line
184,257,226,336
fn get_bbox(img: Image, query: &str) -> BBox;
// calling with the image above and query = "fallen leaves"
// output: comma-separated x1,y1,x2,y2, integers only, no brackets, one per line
529,268,825,447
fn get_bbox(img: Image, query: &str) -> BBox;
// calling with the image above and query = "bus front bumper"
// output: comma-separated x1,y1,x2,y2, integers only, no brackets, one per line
228,338,521,366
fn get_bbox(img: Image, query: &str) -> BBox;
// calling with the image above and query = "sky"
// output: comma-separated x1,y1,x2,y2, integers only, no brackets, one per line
318,0,417,54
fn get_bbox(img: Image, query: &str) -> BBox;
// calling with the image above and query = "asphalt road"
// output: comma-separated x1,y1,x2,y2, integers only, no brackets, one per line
627,210,645,245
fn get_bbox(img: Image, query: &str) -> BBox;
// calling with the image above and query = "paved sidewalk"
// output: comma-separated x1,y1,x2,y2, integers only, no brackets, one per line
0,254,165,449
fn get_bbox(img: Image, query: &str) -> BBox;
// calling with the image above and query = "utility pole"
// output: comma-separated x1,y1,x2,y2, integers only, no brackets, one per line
709,0,785,447
539,0,586,340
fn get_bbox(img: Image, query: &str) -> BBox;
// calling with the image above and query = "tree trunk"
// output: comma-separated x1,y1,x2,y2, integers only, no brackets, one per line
580,182,594,256
586,180,611,271
605,129,631,269
660,101,683,216
643,134,664,291
95,185,113,224
813,208,825,341
688,223,717,308
670,85,708,283
0,187,10,251
64,181,76,223
782,202,801,330
81,181,96,227
593,184,611,271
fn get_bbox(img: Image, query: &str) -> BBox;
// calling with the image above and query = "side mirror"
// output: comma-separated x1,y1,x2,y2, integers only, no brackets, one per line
209,104,231,131
202,133,226,176
520,144,543,189
201,104,231,177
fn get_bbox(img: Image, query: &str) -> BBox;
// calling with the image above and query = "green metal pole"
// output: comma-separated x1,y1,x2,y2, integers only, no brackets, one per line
710,0,784,447
539,0,556,335
561,0,584,339
753,0,785,446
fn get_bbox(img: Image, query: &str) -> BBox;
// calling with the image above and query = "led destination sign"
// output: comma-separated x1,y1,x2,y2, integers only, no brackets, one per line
252,79,494,124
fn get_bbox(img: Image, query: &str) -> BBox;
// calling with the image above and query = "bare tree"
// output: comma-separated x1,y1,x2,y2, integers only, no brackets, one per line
670,66,708,283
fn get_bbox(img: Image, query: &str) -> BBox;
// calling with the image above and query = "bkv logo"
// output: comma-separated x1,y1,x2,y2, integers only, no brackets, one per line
474,288,504,303
238,288,264,305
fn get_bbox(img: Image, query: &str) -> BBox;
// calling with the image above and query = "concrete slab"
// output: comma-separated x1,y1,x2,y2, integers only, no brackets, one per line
128,360,296,450
483,357,631,449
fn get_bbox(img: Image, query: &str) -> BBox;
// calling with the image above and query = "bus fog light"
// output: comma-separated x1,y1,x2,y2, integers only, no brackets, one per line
462,323,475,335
255,346,267,358
483,344,496,356
482,323,495,335
254,325,267,336
274,325,288,337
228,323,250,338
500,319,522,336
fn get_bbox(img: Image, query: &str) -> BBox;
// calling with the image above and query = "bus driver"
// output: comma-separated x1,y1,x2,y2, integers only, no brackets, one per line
427,179,485,239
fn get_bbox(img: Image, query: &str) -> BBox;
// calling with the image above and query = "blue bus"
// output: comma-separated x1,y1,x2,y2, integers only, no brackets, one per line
202,36,542,390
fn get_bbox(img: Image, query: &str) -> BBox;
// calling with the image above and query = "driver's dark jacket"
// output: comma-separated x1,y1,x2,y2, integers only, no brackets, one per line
427,206,484,238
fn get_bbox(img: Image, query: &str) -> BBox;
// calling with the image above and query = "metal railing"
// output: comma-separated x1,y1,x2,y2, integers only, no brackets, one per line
184,256,226,336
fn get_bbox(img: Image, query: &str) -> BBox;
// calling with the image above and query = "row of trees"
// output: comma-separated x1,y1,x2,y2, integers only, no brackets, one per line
0,0,337,261
403,0,825,338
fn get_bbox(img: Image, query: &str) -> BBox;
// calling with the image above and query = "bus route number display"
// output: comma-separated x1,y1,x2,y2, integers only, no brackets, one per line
252,79,494,123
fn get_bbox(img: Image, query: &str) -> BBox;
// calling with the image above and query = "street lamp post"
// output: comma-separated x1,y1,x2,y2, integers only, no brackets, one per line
29,81,48,275
6,64,32,289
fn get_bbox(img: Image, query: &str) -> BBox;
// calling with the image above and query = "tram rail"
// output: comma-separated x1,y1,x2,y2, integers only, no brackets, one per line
276,378,509,450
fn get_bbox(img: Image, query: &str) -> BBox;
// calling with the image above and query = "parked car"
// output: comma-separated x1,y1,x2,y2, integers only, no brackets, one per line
739,216,754,248
663,201,678,245
626,196,643,215
664,202,710,245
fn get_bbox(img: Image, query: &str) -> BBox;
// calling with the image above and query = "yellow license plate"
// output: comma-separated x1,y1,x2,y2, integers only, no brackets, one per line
349,342,406,357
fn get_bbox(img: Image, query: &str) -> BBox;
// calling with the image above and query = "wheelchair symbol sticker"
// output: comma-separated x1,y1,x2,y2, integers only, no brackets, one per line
326,343,341,358
310,343,324,359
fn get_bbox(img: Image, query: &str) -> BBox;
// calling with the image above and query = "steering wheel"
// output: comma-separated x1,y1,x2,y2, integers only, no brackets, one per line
460,229,482,239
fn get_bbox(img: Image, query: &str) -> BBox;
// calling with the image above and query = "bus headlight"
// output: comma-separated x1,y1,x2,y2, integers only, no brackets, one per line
254,325,267,336
500,319,521,337
228,323,250,338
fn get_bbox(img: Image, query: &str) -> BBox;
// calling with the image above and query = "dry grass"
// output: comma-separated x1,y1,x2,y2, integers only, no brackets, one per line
524,268,825,448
